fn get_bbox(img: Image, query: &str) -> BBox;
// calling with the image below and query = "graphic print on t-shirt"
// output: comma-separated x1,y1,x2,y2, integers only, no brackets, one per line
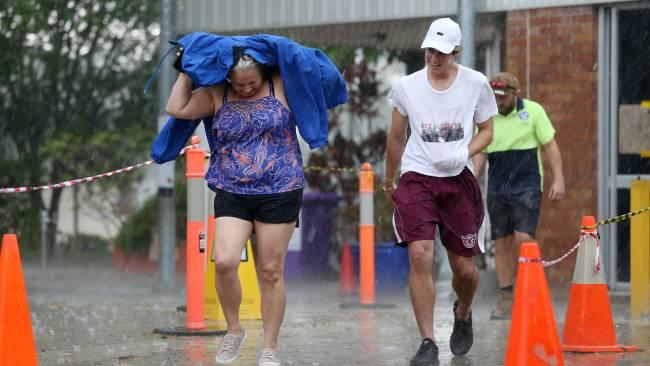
419,107,465,143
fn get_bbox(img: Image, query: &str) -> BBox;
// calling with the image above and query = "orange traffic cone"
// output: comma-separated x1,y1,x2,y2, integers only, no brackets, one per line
561,216,637,353
338,242,355,295
505,242,564,366
0,234,38,366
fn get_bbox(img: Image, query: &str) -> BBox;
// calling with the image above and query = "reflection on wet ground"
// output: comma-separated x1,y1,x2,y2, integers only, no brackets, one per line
24,264,649,365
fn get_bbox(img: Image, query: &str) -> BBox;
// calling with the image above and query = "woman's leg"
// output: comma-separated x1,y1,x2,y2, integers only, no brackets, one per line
213,216,253,334
252,220,295,350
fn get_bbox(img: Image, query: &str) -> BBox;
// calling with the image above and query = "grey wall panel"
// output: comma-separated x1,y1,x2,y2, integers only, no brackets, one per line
174,12,503,50
177,0,458,33
177,0,635,33
175,0,635,45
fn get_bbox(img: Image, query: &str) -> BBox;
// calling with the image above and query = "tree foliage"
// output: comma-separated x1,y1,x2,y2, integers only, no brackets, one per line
305,48,395,244
305,47,424,246
0,0,160,252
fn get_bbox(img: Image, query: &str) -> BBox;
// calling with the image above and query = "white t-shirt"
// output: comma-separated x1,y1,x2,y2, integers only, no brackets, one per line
388,65,497,177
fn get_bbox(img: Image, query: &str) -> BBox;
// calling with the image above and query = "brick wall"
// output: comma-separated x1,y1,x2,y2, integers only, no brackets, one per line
505,6,598,291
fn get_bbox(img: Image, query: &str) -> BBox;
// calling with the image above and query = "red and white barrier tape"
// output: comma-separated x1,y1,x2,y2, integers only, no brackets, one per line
1,144,370,194
0,160,154,194
0,145,198,194
518,231,600,270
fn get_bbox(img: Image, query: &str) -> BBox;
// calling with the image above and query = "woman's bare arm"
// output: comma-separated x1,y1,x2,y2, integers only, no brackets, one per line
166,73,216,120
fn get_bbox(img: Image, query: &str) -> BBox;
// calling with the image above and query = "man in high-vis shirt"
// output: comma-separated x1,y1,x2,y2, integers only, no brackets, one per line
473,72,565,320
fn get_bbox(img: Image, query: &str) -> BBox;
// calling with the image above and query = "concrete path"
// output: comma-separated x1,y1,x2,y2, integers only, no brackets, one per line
23,263,649,365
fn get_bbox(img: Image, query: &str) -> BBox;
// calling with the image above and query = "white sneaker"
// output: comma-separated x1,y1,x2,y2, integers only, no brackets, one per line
258,347,281,366
215,330,246,364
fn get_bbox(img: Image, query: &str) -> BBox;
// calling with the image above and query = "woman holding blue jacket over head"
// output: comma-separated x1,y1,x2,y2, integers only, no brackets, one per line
164,33,347,366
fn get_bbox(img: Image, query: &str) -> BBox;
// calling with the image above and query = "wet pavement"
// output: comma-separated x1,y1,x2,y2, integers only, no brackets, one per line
24,262,649,365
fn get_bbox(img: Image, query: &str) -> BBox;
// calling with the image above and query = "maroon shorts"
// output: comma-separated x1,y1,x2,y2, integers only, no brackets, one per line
391,168,485,257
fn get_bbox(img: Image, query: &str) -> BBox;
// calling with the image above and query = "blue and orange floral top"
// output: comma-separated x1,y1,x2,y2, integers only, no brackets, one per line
205,80,305,194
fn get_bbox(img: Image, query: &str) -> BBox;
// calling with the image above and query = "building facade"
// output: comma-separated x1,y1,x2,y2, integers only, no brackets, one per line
174,0,650,290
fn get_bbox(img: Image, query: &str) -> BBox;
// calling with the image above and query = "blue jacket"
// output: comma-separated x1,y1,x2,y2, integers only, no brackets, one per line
150,33,348,163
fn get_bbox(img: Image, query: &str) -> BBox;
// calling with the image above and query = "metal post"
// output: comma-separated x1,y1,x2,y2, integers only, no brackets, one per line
40,209,48,269
458,0,476,69
359,162,375,305
597,7,614,287
158,0,176,289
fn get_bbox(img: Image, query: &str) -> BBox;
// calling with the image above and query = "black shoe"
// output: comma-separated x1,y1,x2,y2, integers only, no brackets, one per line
450,300,473,356
409,338,439,366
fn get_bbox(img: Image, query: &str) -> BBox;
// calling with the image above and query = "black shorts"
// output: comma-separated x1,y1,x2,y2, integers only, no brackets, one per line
487,191,541,239
214,188,302,225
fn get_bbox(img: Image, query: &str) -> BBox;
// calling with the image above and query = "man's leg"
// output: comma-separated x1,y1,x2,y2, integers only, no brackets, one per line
496,231,535,286
447,252,479,320
487,192,517,320
491,234,516,320
391,172,440,365
407,239,440,366
494,235,516,288
407,239,436,341
447,251,478,356
510,191,542,277
490,231,535,320
512,230,535,274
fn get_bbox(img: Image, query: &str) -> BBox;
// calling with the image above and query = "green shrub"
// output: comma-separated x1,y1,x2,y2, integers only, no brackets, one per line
115,176,188,254
58,233,111,262
114,196,157,254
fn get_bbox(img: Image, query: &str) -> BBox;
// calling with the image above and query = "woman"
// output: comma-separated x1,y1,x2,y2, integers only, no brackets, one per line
167,54,303,366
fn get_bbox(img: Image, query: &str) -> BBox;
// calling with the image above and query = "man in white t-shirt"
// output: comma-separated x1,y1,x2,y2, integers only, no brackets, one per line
383,17,497,366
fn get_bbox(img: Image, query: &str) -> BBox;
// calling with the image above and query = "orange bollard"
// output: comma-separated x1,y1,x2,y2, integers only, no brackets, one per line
359,162,375,305
561,216,637,353
338,242,355,295
0,234,38,366
153,138,224,336
185,136,206,330
505,242,563,366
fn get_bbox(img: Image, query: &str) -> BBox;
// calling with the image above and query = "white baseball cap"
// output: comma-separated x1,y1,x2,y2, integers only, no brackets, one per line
421,17,462,54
